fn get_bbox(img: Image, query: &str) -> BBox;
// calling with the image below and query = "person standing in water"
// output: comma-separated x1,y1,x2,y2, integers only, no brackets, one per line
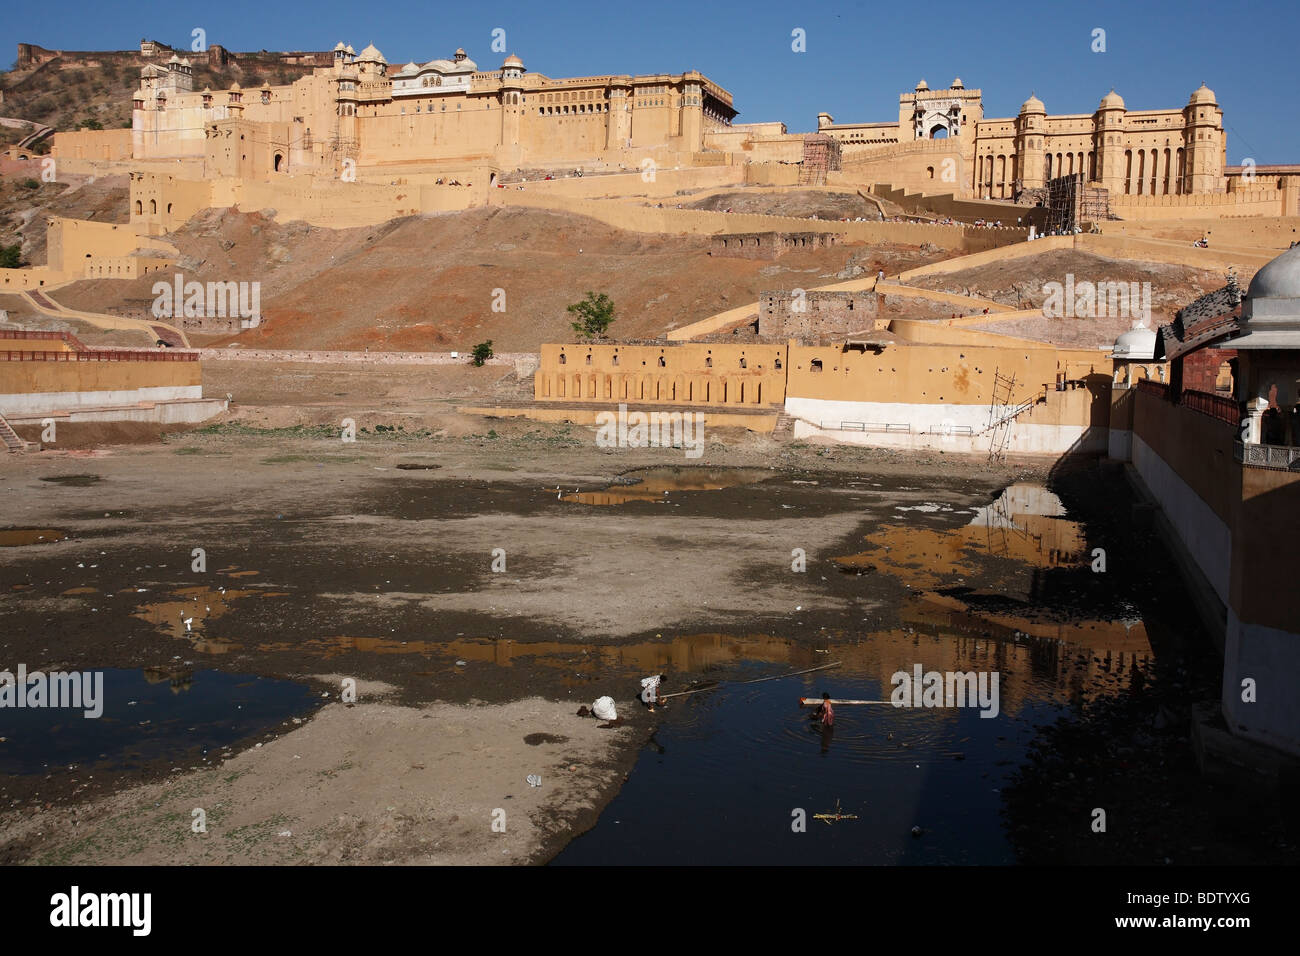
811,692,834,752
811,692,834,729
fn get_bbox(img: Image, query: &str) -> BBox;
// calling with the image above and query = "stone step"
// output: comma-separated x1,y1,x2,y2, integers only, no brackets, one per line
0,412,32,452
771,412,796,440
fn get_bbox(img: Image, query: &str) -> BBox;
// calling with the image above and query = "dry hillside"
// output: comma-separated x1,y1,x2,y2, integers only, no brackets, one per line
912,249,1231,347
52,205,955,350
0,168,129,265
1,55,317,137
685,189,880,221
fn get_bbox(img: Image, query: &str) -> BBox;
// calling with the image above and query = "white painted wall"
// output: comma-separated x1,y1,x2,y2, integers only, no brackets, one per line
1130,434,1232,606
1224,609,1300,758
1108,428,1132,462
785,397,1106,455
786,397,1004,434
0,385,203,416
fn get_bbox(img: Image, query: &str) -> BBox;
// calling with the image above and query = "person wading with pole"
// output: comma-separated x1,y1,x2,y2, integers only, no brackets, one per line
810,692,835,752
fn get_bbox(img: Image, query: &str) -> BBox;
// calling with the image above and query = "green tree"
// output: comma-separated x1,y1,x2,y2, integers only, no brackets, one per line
471,340,494,367
567,291,616,339
0,244,23,269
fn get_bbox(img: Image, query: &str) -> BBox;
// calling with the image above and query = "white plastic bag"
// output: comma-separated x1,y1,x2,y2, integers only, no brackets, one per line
592,696,617,721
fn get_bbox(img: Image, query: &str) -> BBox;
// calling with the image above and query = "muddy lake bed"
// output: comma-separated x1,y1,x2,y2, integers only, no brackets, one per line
0,432,1285,864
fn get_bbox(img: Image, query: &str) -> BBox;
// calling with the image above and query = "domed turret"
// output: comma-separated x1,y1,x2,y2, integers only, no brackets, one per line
503,54,523,69
1188,83,1217,106
950,77,964,89
1233,244,1300,347
1020,92,1045,114
915,78,929,92
1246,244,1300,302
1112,323,1157,360
1099,89,1125,110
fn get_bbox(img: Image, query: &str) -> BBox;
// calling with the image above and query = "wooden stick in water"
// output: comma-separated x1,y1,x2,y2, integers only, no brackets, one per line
740,661,842,685
799,697,892,706
659,661,843,700
656,684,723,701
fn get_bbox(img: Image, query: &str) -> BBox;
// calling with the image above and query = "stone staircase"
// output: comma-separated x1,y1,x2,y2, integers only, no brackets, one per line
0,412,32,453
772,412,797,441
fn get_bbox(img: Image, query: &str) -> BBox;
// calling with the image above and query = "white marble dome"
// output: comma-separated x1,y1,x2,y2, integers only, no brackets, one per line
1112,324,1157,360
1247,243,1300,301
1237,244,1300,345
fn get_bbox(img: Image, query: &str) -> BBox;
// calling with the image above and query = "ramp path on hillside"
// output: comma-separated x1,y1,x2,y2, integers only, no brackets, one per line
20,289,190,348
666,232,1277,343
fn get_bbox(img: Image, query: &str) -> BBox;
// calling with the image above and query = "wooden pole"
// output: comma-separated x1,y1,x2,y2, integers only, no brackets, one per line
659,661,843,700
798,697,892,706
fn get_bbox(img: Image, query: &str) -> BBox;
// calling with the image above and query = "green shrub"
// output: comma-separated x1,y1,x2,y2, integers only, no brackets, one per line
567,292,616,338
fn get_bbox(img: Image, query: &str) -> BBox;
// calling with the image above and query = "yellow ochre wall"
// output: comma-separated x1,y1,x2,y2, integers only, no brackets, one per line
51,129,133,162
785,342,1110,406
534,342,787,406
47,217,174,271
532,337,1112,413
0,358,201,395
0,268,67,290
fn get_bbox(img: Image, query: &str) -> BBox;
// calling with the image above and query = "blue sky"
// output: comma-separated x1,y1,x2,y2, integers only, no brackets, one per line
5,0,1298,162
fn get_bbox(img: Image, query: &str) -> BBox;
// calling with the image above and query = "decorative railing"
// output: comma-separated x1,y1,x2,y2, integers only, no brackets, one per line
1136,379,1170,400
1,349,196,362
1235,441,1300,470
830,421,911,434
0,329,87,350
1181,388,1241,426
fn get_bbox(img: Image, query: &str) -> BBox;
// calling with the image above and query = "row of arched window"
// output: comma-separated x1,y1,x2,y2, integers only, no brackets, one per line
975,146,1193,195
539,102,607,115
558,352,778,369
977,154,1015,198
1123,147,1187,195
133,199,173,215
539,373,766,404
540,90,607,104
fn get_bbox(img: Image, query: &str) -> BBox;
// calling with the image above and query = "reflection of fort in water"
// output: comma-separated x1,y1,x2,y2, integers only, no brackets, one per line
119,480,1149,718
971,482,1088,569
836,481,1152,714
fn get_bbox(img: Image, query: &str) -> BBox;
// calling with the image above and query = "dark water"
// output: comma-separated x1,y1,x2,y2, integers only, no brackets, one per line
556,476,1159,865
555,661,1068,865
0,668,320,775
